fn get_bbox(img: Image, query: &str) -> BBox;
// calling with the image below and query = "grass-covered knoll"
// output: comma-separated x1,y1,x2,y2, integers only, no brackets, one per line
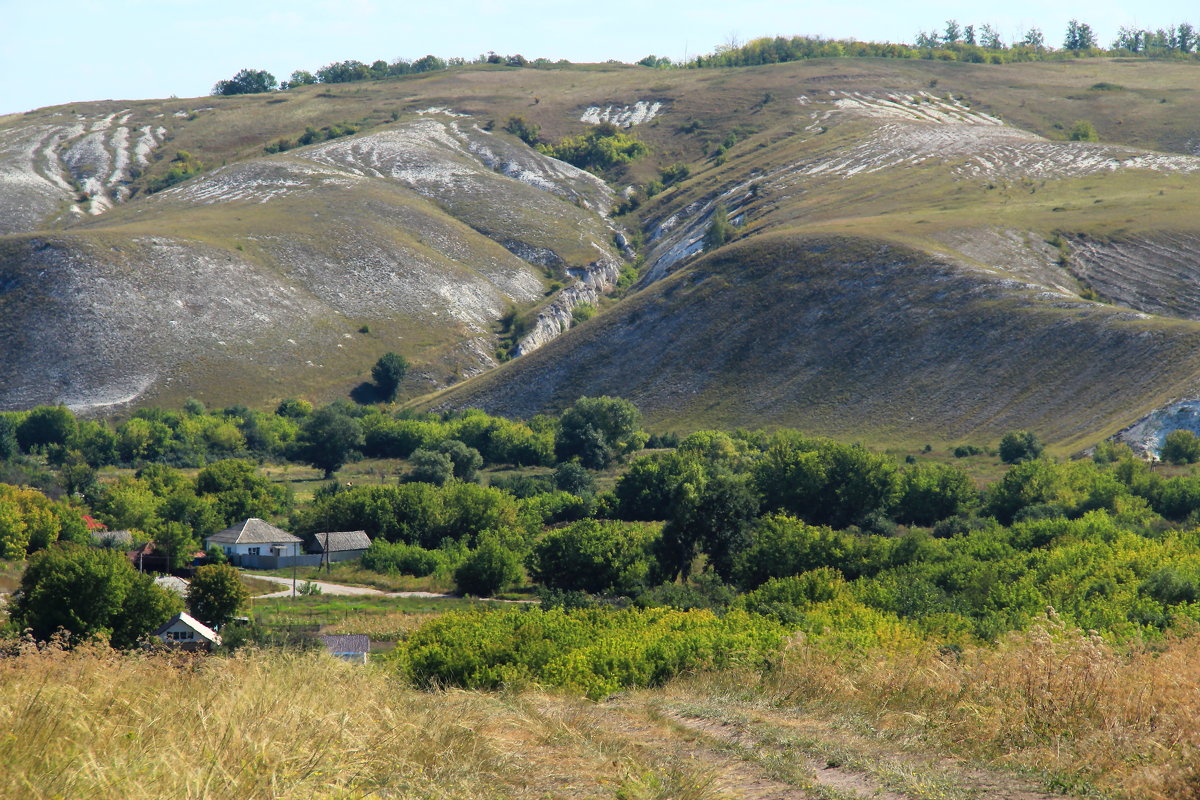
426,233,1200,450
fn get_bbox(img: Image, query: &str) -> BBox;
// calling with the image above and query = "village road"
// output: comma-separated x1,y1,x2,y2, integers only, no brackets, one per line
250,574,452,600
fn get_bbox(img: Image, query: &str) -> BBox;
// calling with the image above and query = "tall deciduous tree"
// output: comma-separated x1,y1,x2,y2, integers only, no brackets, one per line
187,563,249,629
10,544,181,646
555,396,643,469
291,406,364,478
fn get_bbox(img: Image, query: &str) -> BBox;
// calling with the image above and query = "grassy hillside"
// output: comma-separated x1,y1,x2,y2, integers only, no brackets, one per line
6,57,1200,440
424,234,1200,452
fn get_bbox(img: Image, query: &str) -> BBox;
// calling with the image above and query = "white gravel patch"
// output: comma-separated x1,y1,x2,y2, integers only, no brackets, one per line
580,100,662,127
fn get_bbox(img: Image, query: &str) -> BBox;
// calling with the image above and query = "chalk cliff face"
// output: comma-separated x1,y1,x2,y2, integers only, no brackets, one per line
513,258,623,357
0,105,623,412
9,56,1200,447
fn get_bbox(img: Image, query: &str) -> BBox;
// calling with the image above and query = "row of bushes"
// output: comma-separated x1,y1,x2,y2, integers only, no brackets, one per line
394,606,786,699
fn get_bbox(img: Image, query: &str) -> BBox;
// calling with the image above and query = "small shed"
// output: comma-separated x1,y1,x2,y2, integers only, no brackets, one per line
317,634,370,664
153,612,221,651
308,530,371,562
153,575,190,598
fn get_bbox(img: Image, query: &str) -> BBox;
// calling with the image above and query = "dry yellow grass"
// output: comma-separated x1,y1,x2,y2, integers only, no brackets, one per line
0,642,721,800
722,614,1200,799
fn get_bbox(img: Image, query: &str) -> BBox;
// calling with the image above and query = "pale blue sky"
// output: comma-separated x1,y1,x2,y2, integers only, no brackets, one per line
1,0,1195,116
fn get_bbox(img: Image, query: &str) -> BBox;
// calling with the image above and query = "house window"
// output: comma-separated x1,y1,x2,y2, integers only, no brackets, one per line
249,547,260,556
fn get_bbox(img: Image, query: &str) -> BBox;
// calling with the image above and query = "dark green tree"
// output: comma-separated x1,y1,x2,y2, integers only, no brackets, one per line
16,406,76,452
1161,429,1200,465
10,544,181,646
504,115,540,145
998,430,1045,464
529,519,657,595
291,407,364,479
1022,27,1045,48
407,449,455,485
436,439,483,482
0,414,18,461
702,204,734,251
893,463,977,526
453,534,523,596
555,396,643,469
187,563,250,629
554,461,595,496
195,459,288,525
371,352,409,402
657,470,759,581
1064,19,1097,50
1068,120,1099,142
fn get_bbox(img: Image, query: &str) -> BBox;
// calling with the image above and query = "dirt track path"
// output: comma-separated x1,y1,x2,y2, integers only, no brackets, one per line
557,693,1076,800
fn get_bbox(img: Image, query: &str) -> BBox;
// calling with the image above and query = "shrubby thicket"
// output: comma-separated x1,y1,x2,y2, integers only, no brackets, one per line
13,394,1200,701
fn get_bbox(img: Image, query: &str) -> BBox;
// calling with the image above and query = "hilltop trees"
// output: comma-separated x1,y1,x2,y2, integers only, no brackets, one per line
212,68,277,96
1064,19,1098,51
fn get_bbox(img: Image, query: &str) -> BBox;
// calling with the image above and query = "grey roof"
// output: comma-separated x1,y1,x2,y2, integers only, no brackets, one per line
206,518,301,546
318,634,370,654
93,529,133,546
153,576,190,597
310,530,371,553
153,611,221,644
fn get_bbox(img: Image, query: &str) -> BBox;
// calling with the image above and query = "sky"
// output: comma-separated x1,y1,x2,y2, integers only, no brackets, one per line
2,0,1196,116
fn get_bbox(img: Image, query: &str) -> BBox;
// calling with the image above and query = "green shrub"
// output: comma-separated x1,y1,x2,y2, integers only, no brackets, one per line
530,519,659,596
539,123,648,172
395,606,786,699
361,540,444,576
1161,430,1200,465
1068,119,1099,141
453,535,523,596
998,430,1044,464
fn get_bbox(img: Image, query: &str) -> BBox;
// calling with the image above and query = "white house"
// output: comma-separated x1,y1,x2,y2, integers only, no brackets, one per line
205,518,303,565
153,612,221,651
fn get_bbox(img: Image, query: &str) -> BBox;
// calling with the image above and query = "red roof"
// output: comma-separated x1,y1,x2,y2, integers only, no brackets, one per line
82,515,107,532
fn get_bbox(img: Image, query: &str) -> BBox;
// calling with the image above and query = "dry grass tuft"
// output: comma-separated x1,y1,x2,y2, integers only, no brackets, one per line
0,643,723,799
743,613,1200,799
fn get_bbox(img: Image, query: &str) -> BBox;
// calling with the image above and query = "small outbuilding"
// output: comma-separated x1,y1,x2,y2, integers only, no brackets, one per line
153,575,190,598
206,518,303,567
153,612,221,651
317,634,370,664
308,530,371,562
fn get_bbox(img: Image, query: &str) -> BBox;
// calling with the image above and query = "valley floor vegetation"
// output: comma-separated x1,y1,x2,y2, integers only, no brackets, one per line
7,397,1200,796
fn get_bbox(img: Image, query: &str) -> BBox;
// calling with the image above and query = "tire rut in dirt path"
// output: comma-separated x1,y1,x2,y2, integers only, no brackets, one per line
587,699,905,800
654,699,1077,800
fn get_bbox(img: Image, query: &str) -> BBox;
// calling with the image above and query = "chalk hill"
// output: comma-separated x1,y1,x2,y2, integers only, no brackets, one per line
6,57,1200,446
